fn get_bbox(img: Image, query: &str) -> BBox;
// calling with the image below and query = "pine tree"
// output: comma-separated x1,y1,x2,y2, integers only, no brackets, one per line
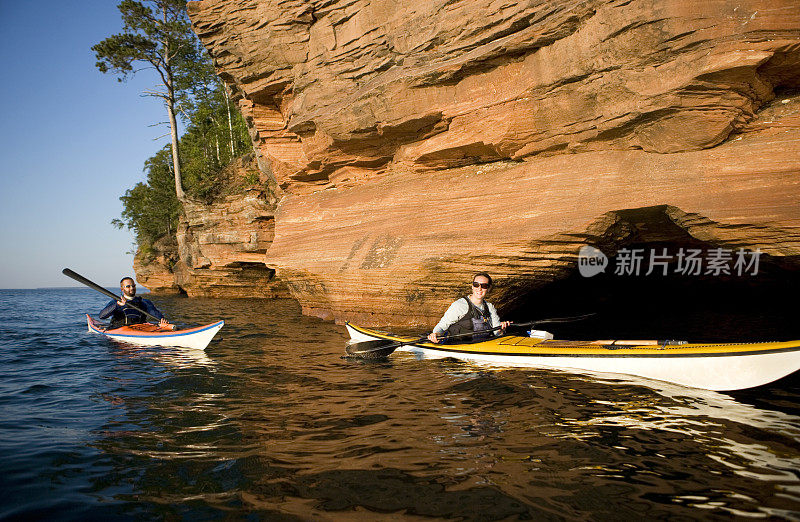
93,0,201,202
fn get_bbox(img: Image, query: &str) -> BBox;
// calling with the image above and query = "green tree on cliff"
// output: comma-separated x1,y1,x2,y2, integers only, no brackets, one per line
179,84,253,200
92,0,200,202
99,0,255,250
113,86,253,246
112,146,182,246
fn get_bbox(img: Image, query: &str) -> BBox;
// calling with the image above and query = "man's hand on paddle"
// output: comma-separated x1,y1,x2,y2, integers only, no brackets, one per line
427,332,441,344
159,318,176,330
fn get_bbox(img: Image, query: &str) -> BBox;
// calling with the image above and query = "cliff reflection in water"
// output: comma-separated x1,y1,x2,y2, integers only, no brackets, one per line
84,296,800,519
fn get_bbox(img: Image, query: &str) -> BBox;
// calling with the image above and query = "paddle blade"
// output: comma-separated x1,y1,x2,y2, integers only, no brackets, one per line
345,339,399,359
347,339,394,352
62,268,120,301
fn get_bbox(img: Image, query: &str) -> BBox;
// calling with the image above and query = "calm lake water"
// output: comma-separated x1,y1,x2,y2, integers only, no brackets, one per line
1,288,799,520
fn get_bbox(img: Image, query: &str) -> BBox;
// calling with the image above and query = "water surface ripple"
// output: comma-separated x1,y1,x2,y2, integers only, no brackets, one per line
0,289,798,520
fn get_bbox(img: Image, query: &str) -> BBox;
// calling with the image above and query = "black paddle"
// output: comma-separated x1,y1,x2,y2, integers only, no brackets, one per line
62,268,162,323
345,313,596,359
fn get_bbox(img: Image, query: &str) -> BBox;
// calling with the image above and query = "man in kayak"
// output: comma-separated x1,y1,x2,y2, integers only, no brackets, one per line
427,272,510,343
99,277,175,329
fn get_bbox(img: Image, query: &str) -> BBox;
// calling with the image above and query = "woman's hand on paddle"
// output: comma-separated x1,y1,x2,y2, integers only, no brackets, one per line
427,332,440,344
500,321,511,330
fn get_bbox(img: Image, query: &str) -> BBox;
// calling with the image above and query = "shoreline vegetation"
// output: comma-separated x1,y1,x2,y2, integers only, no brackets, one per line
95,0,255,261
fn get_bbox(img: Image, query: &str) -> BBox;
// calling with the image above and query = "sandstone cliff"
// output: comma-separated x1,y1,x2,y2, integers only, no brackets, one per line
186,0,800,326
135,155,291,299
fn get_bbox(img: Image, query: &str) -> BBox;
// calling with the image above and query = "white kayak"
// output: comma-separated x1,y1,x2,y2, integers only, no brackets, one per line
345,322,800,391
87,315,224,351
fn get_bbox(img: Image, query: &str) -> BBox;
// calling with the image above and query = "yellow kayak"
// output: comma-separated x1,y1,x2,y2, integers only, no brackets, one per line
345,323,800,391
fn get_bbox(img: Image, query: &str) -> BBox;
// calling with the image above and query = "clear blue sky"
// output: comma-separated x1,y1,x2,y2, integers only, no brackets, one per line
0,1,183,288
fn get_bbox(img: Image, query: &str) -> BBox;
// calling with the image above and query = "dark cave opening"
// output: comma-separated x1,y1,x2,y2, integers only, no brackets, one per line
503,207,799,342
505,253,798,342
223,261,277,281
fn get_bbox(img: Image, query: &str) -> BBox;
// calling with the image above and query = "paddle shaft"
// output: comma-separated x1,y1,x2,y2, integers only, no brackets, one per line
347,324,511,356
400,324,507,350
62,268,161,322
347,327,502,356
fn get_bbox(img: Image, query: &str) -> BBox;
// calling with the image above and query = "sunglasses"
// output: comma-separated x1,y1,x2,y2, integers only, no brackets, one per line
472,282,490,289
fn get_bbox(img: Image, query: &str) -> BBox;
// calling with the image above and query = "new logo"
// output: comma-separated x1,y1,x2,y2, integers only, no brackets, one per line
578,245,608,277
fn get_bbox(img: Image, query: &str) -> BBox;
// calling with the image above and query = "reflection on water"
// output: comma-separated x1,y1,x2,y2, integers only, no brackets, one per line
0,290,798,519
107,344,216,369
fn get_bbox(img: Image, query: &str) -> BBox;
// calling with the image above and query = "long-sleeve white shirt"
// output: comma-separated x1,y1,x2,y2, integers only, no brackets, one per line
432,297,500,335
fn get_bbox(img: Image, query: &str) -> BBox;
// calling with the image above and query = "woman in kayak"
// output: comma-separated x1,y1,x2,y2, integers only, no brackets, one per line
427,272,510,343
99,277,174,330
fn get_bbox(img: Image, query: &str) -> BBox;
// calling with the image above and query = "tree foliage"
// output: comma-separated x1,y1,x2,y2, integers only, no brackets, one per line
112,147,181,247
102,1,256,251
112,147,180,247
113,82,254,246
93,0,201,201
181,86,253,201
93,0,199,91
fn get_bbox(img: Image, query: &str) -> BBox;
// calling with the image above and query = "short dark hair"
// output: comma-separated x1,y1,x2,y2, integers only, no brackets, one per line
472,272,492,286
120,277,135,286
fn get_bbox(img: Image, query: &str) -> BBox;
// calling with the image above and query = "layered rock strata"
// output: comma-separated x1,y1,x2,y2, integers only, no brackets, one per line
269,97,800,324
133,235,183,295
135,156,291,298
186,0,800,325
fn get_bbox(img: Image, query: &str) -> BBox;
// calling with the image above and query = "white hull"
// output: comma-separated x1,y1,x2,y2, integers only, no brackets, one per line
88,316,224,351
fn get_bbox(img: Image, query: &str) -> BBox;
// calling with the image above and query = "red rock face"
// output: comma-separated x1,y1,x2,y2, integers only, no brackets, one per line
172,192,290,298
135,156,291,299
133,235,183,295
187,0,800,325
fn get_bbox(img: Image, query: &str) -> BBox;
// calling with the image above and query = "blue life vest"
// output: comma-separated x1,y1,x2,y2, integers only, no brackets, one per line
118,298,148,326
101,297,162,328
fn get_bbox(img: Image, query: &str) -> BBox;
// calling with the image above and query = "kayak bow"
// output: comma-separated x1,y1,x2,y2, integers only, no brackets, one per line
87,315,223,351
345,322,800,391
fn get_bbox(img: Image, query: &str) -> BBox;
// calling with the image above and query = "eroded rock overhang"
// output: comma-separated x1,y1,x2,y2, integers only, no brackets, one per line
187,0,800,326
